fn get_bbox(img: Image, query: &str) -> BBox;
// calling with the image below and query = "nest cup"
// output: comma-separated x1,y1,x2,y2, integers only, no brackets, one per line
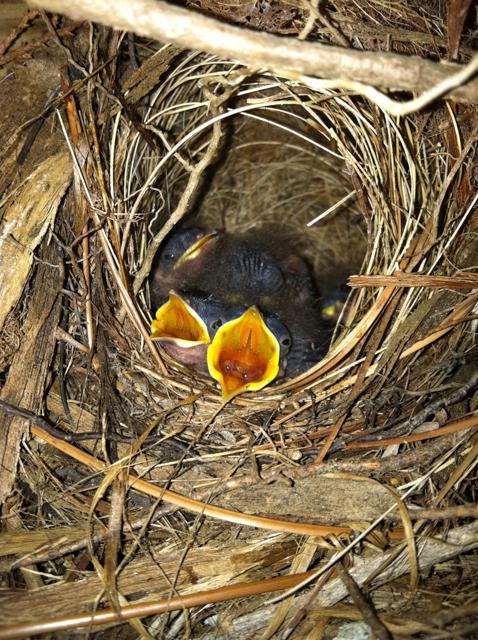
116,52,467,403
106,49,478,448
119,57,372,381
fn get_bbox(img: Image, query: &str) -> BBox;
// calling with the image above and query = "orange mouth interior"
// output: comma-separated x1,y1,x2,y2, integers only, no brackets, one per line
207,307,279,401
151,292,210,347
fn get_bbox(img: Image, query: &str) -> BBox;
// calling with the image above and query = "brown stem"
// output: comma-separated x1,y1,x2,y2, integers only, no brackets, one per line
0,571,315,640
27,0,478,105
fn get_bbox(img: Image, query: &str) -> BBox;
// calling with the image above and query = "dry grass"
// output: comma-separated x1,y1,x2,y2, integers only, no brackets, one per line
1,5,478,639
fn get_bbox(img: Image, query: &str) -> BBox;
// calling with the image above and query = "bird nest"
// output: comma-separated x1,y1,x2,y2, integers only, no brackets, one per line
1,6,478,640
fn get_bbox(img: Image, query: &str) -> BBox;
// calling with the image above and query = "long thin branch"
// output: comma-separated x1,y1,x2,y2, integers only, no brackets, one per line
28,0,478,106
132,117,223,297
0,398,349,538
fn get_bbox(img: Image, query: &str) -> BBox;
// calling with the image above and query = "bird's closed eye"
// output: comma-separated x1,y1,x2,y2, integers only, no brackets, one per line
212,319,223,332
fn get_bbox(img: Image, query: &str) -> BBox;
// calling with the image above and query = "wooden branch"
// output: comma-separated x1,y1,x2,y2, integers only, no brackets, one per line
407,502,478,520
27,0,478,105
200,521,478,639
3,521,477,639
349,272,478,289
0,240,64,503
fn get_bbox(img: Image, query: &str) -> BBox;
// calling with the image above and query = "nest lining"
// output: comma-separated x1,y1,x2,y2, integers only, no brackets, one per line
76,51,478,502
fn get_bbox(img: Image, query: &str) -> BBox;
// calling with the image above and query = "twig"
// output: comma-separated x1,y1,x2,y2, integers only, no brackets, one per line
54,326,90,354
350,272,478,289
345,413,478,449
298,0,317,41
300,0,349,47
0,399,168,445
337,564,392,640
0,21,82,65
81,228,95,350
0,9,39,56
345,370,478,447
27,0,478,106
433,601,478,627
407,502,478,520
279,567,335,640
130,98,225,296
0,399,349,538
299,56,478,116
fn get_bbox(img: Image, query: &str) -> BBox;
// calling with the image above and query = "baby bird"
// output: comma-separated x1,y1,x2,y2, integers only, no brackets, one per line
151,291,291,398
151,291,231,372
200,233,328,377
207,307,292,401
320,284,349,324
149,226,332,392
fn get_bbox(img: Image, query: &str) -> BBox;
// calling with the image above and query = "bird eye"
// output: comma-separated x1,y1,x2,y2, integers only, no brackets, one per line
281,337,291,348
163,253,175,262
212,319,223,332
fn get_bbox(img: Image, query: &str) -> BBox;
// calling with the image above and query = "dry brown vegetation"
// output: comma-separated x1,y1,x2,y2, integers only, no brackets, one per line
0,1,478,638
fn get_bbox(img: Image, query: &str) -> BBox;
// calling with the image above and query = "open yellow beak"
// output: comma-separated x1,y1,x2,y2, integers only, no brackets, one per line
151,292,210,348
207,307,280,401
173,232,217,270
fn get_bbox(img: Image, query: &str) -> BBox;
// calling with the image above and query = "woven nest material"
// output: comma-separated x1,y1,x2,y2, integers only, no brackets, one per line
1,5,478,639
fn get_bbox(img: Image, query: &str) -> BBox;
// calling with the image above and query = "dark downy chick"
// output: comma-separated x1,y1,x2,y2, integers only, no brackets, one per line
150,227,332,382
202,234,329,376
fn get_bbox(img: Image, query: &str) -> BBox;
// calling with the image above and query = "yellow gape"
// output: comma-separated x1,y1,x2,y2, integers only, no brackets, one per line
207,307,280,401
151,292,210,347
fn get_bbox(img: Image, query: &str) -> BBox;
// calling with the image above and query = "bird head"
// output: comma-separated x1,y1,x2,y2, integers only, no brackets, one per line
151,291,211,348
207,306,282,402
281,254,318,305
150,291,233,371
320,285,348,323
150,227,218,307
158,227,218,273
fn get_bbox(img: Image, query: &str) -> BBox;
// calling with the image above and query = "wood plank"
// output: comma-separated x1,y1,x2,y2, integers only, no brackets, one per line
0,239,63,503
